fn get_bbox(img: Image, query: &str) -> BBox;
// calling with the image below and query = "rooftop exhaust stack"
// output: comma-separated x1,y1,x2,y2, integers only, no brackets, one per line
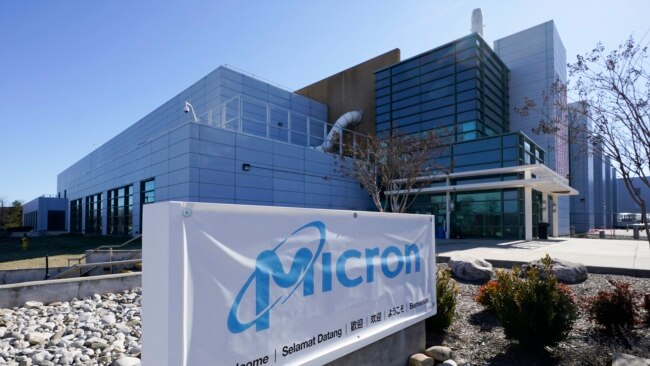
471,8,484,36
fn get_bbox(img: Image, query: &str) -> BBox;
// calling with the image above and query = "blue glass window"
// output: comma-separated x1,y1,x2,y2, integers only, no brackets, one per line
421,115,454,130
420,65,454,82
392,95,421,110
454,136,500,155
421,105,454,121
421,95,454,111
393,104,420,119
391,57,419,76
393,76,421,92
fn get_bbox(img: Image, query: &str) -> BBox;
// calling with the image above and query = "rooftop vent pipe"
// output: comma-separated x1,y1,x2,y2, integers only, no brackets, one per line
471,8,484,36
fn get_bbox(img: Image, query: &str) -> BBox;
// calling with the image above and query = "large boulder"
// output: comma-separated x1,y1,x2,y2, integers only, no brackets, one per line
448,256,493,282
425,346,453,362
522,257,588,284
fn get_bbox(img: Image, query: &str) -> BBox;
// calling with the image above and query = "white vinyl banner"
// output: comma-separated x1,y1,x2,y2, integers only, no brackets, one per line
143,202,436,366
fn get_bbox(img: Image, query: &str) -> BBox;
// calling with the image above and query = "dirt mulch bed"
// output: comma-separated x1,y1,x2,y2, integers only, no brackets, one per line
427,272,650,366
0,254,80,270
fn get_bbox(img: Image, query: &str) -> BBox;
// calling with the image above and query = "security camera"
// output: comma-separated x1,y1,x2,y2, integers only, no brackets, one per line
183,101,199,122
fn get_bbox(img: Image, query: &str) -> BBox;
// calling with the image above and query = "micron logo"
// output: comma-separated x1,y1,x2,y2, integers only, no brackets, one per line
227,221,422,333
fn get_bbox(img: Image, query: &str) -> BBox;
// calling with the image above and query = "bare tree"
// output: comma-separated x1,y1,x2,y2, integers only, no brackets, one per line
518,36,650,244
339,130,449,213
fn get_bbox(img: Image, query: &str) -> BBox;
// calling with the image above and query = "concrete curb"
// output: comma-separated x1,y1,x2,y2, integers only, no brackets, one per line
436,256,650,278
0,272,141,309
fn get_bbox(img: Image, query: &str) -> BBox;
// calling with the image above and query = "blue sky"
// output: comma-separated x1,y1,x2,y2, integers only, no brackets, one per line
1,0,649,204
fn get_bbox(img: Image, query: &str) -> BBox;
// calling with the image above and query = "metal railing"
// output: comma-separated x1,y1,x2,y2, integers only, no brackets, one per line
50,235,142,280
196,94,369,157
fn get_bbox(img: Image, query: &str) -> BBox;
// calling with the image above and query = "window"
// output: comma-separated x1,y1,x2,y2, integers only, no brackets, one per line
85,193,102,234
108,185,133,236
70,199,82,233
140,179,155,233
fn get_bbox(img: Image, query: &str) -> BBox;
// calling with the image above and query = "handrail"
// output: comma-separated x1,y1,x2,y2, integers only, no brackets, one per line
66,235,142,267
77,249,142,278
50,259,142,280
55,235,142,280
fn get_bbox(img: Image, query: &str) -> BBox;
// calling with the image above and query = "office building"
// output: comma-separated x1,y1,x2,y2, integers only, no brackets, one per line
26,17,618,240
55,66,374,236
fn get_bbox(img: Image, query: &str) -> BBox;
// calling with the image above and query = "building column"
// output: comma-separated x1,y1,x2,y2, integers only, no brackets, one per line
552,195,559,237
445,190,451,239
524,170,533,241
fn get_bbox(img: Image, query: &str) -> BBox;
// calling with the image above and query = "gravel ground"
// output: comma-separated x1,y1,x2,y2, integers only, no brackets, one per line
428,272,650,366
0,289,142,366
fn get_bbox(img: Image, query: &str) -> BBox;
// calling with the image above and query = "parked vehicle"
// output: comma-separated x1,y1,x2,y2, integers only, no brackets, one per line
614,212,648,229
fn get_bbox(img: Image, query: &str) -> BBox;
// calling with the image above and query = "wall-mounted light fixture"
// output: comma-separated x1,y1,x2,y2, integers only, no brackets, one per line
541,201,547,210
242,163,251,171
552,203,557,212
449,202,455,211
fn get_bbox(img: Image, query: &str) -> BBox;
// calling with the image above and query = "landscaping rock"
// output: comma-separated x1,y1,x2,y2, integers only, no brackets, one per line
448,256,493,282
27,332,51,346
112,356,141,366
612,352,650,366
522,257,588,284
425,345,453,361
24,301,43,309
453,357,468,366
442,360,458,366
409,353,434,366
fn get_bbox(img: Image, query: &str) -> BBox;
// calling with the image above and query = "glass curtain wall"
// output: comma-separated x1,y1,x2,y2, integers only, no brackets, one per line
375,33,509,142
409,189,543,239
84,193,102,234
70,199,82,233
108,185,133,235
405,132,547,239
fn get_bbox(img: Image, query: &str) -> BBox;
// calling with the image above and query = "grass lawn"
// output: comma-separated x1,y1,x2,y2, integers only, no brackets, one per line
0,234,141,270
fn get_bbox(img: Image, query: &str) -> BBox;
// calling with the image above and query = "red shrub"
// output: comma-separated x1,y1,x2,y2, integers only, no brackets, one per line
584,280,641,332
475,280,500,308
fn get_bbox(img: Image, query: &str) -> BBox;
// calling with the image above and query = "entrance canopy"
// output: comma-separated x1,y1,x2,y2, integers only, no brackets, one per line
386,164,577,196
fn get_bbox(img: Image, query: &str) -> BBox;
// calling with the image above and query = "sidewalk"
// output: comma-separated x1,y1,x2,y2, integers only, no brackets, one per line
436,237,650,277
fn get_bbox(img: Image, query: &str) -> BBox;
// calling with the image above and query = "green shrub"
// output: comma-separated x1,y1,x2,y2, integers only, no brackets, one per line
485,255,578,348
426,267,459,333
584,280,641,332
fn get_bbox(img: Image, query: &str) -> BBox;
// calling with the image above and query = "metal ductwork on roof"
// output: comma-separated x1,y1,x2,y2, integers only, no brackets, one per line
315,110,363,152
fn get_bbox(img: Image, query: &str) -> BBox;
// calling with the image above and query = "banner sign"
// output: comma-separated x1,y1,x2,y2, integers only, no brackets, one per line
143,202,435,366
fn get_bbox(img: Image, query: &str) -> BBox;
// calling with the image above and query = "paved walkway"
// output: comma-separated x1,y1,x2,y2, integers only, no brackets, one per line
436,237,650,275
